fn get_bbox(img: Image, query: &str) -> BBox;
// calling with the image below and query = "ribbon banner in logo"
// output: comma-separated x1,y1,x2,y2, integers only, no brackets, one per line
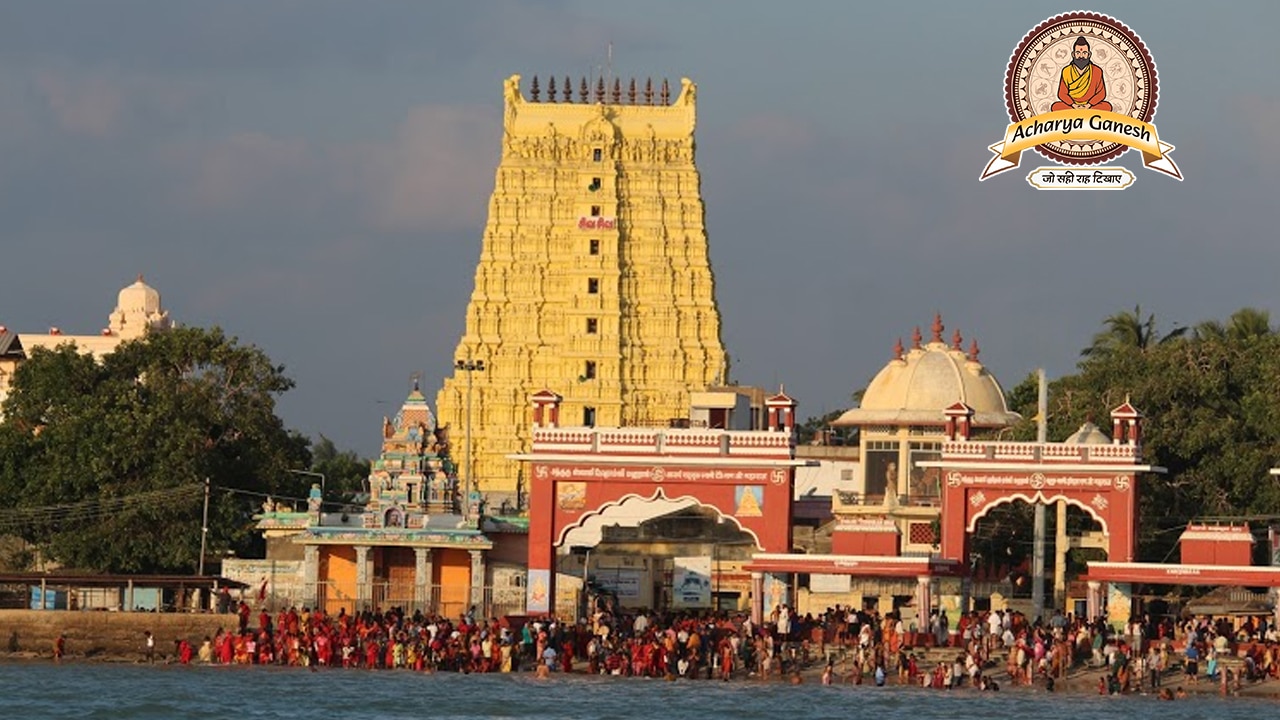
980,109,1181,181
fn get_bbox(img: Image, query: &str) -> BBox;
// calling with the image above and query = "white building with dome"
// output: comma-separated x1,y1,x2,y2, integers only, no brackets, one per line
0,275,173,411
744,315,1024,622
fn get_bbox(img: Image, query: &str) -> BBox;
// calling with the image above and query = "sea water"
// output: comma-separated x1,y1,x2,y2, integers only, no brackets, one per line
0,663,1272,719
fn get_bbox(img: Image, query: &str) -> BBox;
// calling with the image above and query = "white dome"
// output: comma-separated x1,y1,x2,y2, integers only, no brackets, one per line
1064,421,1110,445
835,317,1020,428
117,275,162,314
108,274,171,339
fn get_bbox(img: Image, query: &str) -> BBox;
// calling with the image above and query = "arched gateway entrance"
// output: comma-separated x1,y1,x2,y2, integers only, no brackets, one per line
913,400,1163,614
516,390,804,616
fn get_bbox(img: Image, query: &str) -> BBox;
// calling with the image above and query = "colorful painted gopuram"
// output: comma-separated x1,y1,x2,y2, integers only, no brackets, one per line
243,382,526,619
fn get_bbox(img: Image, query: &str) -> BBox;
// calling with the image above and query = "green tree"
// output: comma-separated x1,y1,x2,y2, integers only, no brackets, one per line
1195,307,1272,343
796,409,852,445
309,435,371,501
1080,305,1186,358
1050,313,1280,561
0,327,310,573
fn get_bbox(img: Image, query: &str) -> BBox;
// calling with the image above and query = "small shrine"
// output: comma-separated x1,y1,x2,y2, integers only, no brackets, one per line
366,378,458,521
247,379,500,618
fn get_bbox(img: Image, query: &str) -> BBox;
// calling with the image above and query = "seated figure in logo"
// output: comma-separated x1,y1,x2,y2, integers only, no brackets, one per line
1050,37,1112,112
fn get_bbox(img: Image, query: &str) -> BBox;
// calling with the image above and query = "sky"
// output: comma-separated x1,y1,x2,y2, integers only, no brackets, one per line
1,1,1276,456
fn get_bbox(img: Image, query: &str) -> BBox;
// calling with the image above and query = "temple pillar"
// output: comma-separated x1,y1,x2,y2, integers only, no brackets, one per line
751,572,764,627
355,546,370,610
1086,581,1103,622
916,576,931,635
469,549,486,617
303,545,320,609
527,462,556,615
414,547,434,613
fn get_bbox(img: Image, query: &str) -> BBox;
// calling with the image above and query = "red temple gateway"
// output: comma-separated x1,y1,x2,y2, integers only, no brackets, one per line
517,389,805,619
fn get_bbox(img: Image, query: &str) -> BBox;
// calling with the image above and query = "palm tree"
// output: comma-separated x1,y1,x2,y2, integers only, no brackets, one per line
1081,305,1186,357
1193,307,1271,342
1226,307,1272,341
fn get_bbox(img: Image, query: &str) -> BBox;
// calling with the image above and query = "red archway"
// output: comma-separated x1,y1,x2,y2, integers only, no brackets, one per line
517,390,803,615
929,401,1159,567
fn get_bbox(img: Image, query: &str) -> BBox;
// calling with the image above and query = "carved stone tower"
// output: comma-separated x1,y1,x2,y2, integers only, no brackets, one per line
436,74,729,507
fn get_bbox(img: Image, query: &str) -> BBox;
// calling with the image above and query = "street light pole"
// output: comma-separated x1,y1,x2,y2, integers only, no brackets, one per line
288,469,327,501
455,351,485,524
197,477,210,577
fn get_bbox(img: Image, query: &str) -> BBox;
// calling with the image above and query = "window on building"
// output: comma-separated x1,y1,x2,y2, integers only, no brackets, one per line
840,469,854,483
586,317,598,334
584,361,597,380
584,406,597,427
864,441,900,499
588,278,599,294
589,239,600,255
593,148,603,162
590,205,601,217
589,177,601,191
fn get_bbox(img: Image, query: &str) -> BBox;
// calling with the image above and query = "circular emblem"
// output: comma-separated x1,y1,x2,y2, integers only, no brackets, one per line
1115,475,1130,492
650,467,666,483
1030,472,1046,490
947,471,963,488
1005,12,1158,165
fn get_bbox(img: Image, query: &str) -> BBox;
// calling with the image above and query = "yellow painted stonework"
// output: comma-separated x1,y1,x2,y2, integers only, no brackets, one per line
436,75,729,503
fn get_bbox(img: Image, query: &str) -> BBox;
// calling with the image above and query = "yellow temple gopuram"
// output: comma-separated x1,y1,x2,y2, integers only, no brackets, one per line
436,74,729,509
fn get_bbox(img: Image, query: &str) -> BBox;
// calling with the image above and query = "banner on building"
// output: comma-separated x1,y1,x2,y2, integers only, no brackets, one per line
672,556,712,608
596,571,642,601
810,573,851,594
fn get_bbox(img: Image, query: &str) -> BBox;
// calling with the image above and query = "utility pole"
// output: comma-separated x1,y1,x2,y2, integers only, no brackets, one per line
455,351,486,525
1032,369,1047,623
198,477,211,577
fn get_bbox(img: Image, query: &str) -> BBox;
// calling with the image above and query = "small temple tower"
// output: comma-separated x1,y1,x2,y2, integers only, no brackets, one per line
436,74,729,508
367,378,458,518
108,274,172,340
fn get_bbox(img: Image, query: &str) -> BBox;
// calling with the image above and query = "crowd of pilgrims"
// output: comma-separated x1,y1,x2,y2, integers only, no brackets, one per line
165,598,1280,692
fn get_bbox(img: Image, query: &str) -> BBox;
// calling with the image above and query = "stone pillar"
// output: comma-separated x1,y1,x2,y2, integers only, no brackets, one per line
916,576,931,634
750,572,764,627
1086,581,1102,622
355,546,370,611
469,549,486,617
414,547,434,613
1053,500,1068,611
303,545,319,609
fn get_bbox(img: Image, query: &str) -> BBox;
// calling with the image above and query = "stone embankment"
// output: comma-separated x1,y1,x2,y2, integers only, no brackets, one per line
1,609,234,660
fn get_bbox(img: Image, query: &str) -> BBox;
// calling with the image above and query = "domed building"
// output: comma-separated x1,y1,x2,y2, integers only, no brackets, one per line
108,274,172,340
831,314,1020,526
0,276,174,413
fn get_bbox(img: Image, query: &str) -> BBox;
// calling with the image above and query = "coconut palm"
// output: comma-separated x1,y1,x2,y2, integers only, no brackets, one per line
1080,305,1186,358
1193,307,1272,342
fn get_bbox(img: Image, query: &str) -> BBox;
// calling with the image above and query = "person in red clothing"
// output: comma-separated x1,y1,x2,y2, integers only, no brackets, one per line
237,601,251,632
53,633,66,663
179,638,193,665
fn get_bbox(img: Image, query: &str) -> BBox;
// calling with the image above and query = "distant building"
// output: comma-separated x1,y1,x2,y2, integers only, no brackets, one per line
0,275,172,412
435,74,729,509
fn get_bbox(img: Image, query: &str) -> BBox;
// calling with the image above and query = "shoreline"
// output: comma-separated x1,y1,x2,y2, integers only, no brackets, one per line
5,650,1278,700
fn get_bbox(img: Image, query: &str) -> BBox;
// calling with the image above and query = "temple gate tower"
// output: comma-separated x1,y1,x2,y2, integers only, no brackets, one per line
436,74,729,509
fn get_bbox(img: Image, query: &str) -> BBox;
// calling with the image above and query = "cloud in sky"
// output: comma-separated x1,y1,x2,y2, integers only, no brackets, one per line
0,0,1278,456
